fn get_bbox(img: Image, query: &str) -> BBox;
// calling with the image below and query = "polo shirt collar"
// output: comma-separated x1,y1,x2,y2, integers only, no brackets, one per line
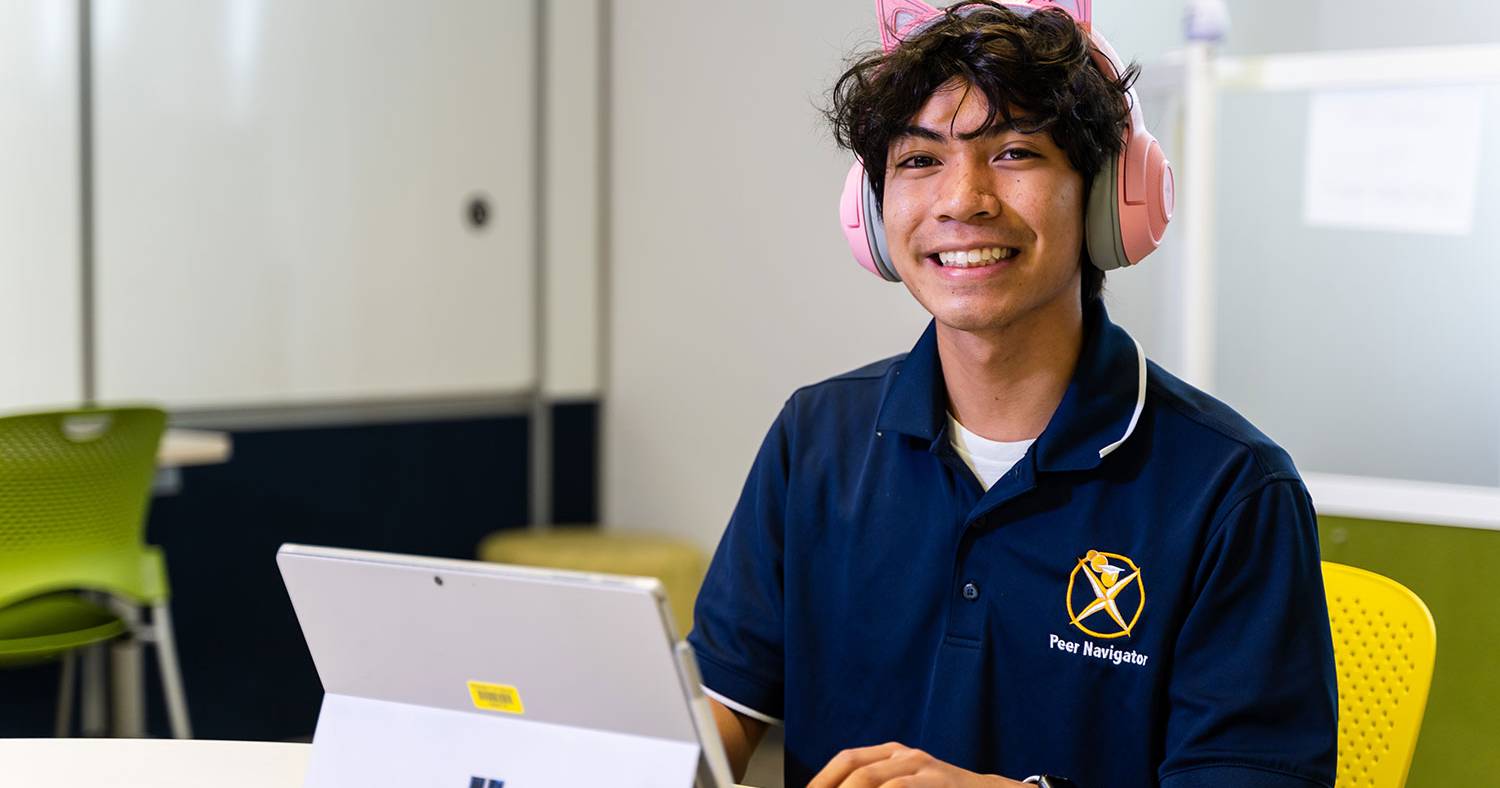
875,302,1146,472
875,320,947,443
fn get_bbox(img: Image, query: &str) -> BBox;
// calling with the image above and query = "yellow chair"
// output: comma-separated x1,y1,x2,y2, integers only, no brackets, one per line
1323,562,1436,788
477,526,708,636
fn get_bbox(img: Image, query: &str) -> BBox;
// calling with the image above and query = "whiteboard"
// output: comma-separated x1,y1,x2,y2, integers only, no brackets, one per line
0,0,83,413
92,0,536,409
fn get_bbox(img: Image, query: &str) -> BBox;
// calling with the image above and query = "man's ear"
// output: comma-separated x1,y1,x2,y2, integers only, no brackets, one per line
878,0,942,52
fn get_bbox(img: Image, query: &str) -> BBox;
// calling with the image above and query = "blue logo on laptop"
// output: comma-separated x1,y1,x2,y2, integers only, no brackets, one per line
469,778,504,788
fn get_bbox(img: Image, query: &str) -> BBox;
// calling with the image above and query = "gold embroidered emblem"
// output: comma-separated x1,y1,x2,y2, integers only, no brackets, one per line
1066,549,1145,639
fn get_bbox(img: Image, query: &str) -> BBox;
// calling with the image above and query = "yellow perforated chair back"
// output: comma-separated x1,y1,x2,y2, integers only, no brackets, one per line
1323,562,1436,788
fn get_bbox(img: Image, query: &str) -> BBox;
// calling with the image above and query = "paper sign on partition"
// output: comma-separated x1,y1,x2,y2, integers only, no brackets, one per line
1303,86,1485,236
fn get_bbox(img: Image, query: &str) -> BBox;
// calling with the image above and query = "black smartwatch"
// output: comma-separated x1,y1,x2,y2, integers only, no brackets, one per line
1023,776,1078,788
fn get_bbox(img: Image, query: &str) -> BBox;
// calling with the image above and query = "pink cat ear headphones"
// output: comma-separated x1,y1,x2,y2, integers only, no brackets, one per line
839,0,1175,281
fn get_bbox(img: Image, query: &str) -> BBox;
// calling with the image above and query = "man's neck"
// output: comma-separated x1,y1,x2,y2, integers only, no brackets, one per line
936,297,1086,443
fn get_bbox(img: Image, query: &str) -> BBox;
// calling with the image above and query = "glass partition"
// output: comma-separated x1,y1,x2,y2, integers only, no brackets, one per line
1212,85,1500,487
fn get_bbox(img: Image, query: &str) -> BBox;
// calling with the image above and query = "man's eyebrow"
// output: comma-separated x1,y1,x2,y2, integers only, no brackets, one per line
893,119,1043,143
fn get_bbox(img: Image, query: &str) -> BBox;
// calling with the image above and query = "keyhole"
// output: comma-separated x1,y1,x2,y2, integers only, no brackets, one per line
467,195,491,230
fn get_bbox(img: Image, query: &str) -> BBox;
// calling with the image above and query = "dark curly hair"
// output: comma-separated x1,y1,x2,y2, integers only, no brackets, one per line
824,1,1140,303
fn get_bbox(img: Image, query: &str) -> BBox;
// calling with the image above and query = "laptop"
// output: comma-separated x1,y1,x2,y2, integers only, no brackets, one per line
277,543,735,788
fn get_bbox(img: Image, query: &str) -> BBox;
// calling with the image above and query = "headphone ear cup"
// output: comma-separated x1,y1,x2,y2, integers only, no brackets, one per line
1124,135,1173,259
1086,157,1128,272
841,163,900,281
861,176,901,282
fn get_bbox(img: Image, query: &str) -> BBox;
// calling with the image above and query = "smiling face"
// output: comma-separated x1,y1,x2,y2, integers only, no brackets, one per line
882,78,1088,338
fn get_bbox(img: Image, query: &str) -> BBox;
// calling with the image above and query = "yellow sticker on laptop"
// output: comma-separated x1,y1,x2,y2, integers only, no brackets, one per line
467,681,525,714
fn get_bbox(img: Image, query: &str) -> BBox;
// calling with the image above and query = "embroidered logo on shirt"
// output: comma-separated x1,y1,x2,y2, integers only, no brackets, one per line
1066,549,1145,639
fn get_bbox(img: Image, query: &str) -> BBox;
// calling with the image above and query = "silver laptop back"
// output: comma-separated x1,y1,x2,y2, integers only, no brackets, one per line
277,543,732,787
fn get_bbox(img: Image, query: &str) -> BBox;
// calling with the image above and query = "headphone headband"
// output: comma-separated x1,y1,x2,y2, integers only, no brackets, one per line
879,0,1093,53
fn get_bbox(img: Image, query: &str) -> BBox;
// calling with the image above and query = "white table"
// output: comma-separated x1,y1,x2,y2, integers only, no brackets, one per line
0,739,310,787
158,429,233,467
0,738,759,787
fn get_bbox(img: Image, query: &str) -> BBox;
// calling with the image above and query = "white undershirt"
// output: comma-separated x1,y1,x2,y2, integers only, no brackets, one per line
947,413,1036,490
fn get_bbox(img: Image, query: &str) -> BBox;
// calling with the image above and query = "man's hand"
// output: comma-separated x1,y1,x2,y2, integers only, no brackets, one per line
807,742,1030,788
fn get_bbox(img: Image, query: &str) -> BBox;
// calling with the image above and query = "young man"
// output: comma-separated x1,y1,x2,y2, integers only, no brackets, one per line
688,3,1337,787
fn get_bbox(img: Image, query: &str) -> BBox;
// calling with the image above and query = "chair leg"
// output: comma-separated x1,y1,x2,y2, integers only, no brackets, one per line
81,643,107,737
55,651,77,737
109,601,146,738
152,602,192,739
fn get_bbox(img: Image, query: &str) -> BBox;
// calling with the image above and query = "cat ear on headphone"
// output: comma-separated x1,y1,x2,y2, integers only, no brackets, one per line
877,0,943,52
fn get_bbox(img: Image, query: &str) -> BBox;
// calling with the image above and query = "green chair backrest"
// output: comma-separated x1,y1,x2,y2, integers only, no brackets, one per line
0,407,167,608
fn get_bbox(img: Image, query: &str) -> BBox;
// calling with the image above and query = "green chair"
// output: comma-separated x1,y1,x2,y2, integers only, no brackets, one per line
0,407,191,738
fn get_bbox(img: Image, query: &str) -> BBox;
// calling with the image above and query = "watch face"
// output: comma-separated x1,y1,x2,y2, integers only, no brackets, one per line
1038,777,1078,788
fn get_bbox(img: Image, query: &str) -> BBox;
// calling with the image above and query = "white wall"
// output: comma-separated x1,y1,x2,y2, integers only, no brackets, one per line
544,0,604,399
1225,0,1500,54
604,0,932,549
1094,0,1187,64
1092,0,1500,62
0,0,83,413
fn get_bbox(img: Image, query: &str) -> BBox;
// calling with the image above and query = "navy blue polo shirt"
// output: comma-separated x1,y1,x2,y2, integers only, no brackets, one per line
688,303,1337,788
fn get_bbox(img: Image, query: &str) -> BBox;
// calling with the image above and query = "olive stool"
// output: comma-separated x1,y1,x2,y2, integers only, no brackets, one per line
476,526,708,636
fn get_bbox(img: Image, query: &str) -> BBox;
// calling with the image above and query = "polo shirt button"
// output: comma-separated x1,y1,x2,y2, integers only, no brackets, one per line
962,582,980,601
